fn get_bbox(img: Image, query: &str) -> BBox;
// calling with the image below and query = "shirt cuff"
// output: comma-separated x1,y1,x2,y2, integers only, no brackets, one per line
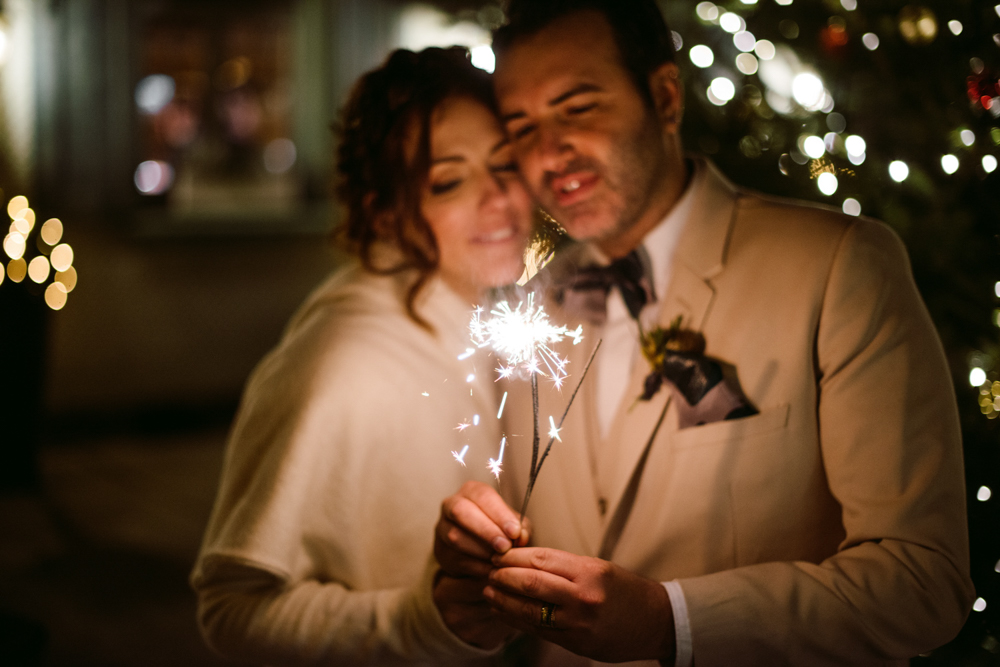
663,580,693,667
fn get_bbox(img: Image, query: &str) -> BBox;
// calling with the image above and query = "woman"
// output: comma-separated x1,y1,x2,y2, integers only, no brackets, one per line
191,47,532,665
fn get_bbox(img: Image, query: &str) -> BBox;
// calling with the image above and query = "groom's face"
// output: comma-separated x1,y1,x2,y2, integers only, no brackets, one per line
494,10,674,251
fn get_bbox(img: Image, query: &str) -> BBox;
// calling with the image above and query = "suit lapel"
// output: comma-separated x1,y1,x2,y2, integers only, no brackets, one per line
598,159,741,557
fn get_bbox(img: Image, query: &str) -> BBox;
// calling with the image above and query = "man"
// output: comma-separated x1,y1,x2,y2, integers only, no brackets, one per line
432,1,974,664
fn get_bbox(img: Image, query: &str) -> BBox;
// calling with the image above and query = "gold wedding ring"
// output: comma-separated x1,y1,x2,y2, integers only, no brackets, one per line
540,602,556,627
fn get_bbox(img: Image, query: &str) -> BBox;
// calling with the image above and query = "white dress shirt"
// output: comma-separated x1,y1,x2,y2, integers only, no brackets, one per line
593,160,702,667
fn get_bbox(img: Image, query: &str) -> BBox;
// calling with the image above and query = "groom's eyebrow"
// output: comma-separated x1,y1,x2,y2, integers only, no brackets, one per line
501,83,604,125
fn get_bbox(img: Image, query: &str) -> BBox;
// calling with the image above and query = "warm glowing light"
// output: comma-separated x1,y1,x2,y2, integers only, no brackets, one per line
948,20,963,35
775,0,792,6
263,138,297,174
50,243,74,272
7,258,26,282
733,30,756,52
899,6,938,44
695,2,719,21
817,173,838,196
802,135,826,159
754,39,776,60
736,53,758,75
487,436,507,479
739,0,757,4
548,416,562,442
497,391,508,419
134,160,175,195
974,597,988,612
471,45,495,73
843,198,861,216
970,367,988,387
27,256,50,283
3,232,25,260
40,218,63,245
791,72,825,110
689,45,714,68
888,161,909,183
960,129,975,146
862,33,880,50
451,444,469,466
983,155,998,173
470,296,583,387
941,154,959,174
840,0,857,9
6,195,28,219
13,207,35,232
708,78,736,105
45,283,68,310
55,266,78,292
719,12,744,34
979,486,993,501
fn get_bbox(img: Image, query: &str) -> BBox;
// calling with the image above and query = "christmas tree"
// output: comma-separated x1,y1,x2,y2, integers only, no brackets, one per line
658,0,999,661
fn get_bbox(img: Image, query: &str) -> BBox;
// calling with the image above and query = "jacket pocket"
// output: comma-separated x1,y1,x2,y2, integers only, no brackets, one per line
671,403,790,449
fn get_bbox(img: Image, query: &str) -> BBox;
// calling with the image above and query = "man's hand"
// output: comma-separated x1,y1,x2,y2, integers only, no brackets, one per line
434,481,529,577
431,574,513,649
484,547,676,663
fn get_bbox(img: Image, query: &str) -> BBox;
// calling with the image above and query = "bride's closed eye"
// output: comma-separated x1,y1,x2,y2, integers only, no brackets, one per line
429,179,462,195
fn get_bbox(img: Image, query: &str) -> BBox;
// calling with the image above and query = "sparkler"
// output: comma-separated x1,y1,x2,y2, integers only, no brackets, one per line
469,294,600,522
452,444,469,466
487,436,506,480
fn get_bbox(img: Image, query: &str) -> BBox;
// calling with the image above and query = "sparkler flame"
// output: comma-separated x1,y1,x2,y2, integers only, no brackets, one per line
487,437,506,480
548,415,562,442
470,294,583,386
452,444,469,466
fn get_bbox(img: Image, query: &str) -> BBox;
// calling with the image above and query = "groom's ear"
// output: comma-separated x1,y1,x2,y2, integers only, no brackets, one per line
648,62,684,134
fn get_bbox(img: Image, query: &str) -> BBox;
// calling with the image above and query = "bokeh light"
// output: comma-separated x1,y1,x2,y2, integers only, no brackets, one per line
3,231,26,260
889,160,909,182
733,30,756,52
941,154,959,174
6,195,27,219
960,129,975,146
979,486,993,501
862,33,880,50
948,20,963,36
719,12,745,34
843,198,861,216
983,155,998,173
736,53,759,75
754,40,776,60
802,135,826,159
689,45,714,68
263,138,297,174
708,78,736,105
40,218,63,245
44,283,68,311
134,160,175,195
7,258,26,282
50,243,74,272
970,367,988,387
55,266,78,293
27,256,50,284
817,172,838,195
471,45,495,73
134,74,176,115
695,2,719,22
974,597,988,612
791,72,826,110
841,0,857,9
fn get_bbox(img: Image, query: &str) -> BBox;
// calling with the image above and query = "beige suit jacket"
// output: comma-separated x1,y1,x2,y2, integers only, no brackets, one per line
502,161,974,666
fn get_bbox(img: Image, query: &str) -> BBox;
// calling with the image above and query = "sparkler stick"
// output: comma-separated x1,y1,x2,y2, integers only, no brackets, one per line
518,340,602,522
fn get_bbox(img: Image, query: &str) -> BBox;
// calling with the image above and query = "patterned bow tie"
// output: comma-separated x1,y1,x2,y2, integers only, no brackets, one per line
557,249,654,325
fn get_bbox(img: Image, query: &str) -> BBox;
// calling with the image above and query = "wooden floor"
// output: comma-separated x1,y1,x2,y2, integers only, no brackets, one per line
0,426,250,667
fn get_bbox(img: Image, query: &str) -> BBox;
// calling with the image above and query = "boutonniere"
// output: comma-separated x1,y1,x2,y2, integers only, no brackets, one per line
637,317,757,429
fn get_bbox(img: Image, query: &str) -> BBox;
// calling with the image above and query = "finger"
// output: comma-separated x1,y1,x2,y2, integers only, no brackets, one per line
434,576,492,604
488,566,576,606
454,480,524,543
443,494,515,554
483,584,567,633
436,515,494,560
492,547,588,580
515,515,533,547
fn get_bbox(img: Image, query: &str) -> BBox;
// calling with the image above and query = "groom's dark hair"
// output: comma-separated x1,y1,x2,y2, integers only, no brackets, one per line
492,0,676,107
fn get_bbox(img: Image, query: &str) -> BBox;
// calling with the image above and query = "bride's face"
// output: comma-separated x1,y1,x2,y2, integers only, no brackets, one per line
421,95,532,299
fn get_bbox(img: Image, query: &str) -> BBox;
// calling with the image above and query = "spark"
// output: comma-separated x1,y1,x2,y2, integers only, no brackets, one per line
497,391,508,419
487,437,506,480
455,421,471,432
548,416,562,442
421,392,429,397
470,294,583,386
466,373,476,383
452,444,469,466
457,348,475,360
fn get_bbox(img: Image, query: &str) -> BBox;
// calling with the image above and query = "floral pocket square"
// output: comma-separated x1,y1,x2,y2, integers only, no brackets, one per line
638,318,757,429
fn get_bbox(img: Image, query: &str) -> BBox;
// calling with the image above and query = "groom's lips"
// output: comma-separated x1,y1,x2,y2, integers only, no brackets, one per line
550,172,599,207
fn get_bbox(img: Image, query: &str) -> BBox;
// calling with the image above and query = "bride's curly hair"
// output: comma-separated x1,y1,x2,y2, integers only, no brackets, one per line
336,47,496,326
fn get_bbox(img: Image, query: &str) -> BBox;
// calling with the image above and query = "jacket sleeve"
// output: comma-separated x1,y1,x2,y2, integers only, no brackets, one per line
192,552,493,666
678,219,975,665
